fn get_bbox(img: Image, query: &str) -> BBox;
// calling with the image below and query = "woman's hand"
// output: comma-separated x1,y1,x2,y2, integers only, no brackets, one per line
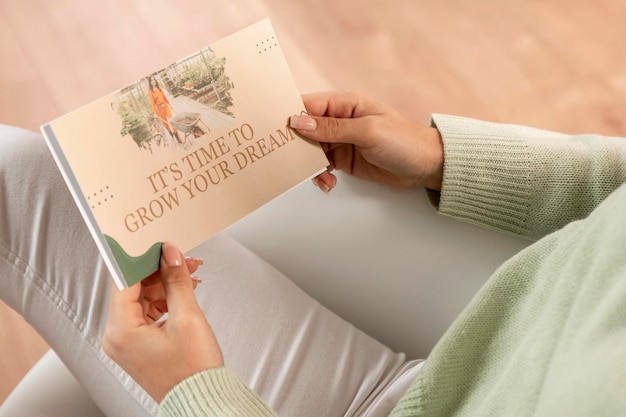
290,91,443,192
102,242,223,403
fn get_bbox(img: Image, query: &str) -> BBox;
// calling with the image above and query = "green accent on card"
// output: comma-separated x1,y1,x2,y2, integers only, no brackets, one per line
104,236,162,286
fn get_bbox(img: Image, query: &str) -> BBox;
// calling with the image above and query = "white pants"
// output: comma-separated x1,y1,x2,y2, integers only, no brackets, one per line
0,125,422,417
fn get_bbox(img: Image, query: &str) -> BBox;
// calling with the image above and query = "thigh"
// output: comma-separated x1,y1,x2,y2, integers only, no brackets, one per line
0,126,412,417
188,236,413,417
0,126,153,416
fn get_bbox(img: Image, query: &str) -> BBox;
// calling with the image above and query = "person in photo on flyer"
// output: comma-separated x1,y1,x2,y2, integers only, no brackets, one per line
148,75,183,144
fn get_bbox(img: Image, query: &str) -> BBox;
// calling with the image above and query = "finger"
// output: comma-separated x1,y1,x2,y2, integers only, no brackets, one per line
160,242,202,317
141,283,167,321
313,171,337,193
139,271,203,322
140,256,203,288
185,257,204,273
290,112,378,147
191,275,202,289
141,274,202,306
301,91,380,118
296,91,373,143
145,299,168,323
300,91,334,117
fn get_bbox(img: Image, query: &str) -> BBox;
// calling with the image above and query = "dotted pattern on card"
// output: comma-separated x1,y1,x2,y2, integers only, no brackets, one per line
257,37,278,54
88,186,114,210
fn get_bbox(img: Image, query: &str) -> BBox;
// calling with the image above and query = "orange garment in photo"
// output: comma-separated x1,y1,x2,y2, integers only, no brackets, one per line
149,88,174,131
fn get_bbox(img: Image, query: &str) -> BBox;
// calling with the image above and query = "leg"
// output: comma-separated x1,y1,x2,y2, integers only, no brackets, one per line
186,238,422,417
1,350,106,417
0,125,154,415
0,125,419,416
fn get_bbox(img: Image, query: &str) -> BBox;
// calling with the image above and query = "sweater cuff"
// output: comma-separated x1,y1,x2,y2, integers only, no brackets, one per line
159,368,276,417
430,114,533,237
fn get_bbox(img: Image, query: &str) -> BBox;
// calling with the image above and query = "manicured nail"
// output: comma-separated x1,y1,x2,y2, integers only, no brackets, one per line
162,243,183,267
186,257,205,266
290,115,317,131
329,175,337,191
312,177,330,194
191,275,203,285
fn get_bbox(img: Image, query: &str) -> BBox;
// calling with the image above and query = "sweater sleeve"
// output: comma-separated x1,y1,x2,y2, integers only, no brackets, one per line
159,368,277,417
430,114,626,240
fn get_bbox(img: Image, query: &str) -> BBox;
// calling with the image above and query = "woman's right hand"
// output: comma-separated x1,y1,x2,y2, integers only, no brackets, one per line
290,91,444,192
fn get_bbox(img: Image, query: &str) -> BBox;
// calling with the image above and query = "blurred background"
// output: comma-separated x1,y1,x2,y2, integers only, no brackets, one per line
1,0,625,404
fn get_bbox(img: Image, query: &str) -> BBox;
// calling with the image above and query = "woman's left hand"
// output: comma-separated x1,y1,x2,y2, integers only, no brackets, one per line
102,242,224,403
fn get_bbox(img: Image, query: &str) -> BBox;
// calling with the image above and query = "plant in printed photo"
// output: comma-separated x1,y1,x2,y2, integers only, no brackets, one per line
112,48,235,153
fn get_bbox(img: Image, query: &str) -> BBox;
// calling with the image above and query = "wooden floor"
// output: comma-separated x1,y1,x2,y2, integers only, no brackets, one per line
1,0,625,405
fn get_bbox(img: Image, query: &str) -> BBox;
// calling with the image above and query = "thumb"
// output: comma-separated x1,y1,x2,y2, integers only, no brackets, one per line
290,114,370,145
160,242,199,316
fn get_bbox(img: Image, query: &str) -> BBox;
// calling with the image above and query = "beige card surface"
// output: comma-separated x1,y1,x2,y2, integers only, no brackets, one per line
42,19,328,288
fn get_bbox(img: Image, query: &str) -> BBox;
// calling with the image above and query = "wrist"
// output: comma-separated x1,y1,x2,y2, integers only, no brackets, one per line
421,127,444,191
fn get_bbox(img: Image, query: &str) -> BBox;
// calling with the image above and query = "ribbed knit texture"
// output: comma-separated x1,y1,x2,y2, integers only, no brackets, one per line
389,115,626,416
160,115,626,417
431,114,626,240
160,368,276,417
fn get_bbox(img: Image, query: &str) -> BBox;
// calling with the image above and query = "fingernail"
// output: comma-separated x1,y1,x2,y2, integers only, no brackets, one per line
191,275,203,285
312,177,330,194
330,175,337,189
162,243,183,267
290,115,317,131
186,257,205,266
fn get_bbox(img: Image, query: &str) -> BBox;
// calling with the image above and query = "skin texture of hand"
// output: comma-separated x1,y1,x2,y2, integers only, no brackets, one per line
290,91,444,192
102,242,224,404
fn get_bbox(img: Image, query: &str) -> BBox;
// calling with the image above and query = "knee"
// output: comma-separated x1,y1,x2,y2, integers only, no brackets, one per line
0,124,49,168
0,125,62,191
0,125,70,240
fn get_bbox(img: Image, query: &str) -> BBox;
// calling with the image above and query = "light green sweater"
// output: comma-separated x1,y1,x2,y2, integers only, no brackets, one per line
161,115,626,417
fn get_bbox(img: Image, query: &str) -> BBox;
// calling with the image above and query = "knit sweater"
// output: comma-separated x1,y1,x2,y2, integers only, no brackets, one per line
160,115,626,417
